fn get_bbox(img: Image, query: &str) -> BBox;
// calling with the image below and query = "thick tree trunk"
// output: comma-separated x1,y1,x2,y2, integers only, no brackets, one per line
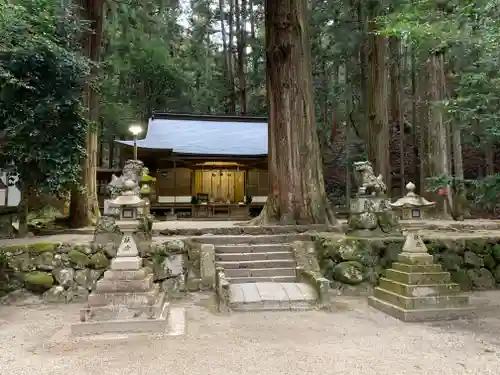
250,0,340,227
227,0,237,112
69,0,103,227
389,36,405,194
17,186,29,236
427,52,452,218
367,28,390,191
235,0,248,114
452,126,466,220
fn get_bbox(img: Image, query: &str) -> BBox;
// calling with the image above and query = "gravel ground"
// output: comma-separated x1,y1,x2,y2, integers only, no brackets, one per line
1,292,500,375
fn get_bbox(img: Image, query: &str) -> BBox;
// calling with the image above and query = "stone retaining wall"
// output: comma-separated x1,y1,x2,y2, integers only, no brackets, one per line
314,234,500,294
0,239,200,302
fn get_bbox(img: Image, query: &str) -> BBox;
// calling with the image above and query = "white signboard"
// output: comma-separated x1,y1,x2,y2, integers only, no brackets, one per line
0,171,20,207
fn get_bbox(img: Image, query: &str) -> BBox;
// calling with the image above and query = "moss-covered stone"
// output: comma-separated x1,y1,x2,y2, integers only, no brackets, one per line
68,249,90,268
466,239,489,255
467,268,495,290
89,251,109,269
333,261,365,285
438,251,464,272
27,242,58,255
450,269,472,291
320,258,335,281
314,233,500,292
380,241,402,268
464,251,483,268
24,271,54,291
492,244,500,263
494,265,500,283
34,251,61,271
482,254,497,271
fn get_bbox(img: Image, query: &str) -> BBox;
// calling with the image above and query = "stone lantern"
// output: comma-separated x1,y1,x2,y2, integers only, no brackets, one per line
107,179,145,270
72,177,171,336
389,182,435,220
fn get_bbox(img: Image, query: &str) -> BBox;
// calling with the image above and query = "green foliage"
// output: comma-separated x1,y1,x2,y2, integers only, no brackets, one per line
382,0,500,145
0,0,89,194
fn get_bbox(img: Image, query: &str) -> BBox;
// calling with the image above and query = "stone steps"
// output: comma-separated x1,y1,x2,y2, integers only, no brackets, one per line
194,233,312,245
202,234,321,311
215,243,292,253
228,276,297,284
212,239,299,285
216,251,294,262
223,267,297,278
217,259,297,269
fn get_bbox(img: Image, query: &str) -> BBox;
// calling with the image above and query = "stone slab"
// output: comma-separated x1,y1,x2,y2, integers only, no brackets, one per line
215,244,292,253
229,283,246,303
385,269,451,285
397,253,434,265
391,263,442,273
228,276,296,283
240,283,261,303
111,256,142,270
374,287,469,310
379,278,460,297
255,282,289,302
295,283,318,301
71,302,171,336
368,296,476,322
281,283,306,302
103,267,152,280
216,251,294,262
87,284,160,307
225,267,296,278
95,274,154,293
229,282,317,311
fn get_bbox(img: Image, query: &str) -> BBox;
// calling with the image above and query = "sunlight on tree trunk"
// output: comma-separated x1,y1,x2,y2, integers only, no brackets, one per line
249,0,341,228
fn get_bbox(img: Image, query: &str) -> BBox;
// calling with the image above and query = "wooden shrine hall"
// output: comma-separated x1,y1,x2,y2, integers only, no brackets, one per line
108,113,269,219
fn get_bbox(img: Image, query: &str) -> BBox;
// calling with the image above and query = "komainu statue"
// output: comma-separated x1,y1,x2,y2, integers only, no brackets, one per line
348,160,401,237
353,161,386,197
107,159,144,198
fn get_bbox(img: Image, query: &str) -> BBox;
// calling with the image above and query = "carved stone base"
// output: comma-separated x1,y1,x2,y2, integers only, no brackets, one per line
347,211,402,237
73,266,170,336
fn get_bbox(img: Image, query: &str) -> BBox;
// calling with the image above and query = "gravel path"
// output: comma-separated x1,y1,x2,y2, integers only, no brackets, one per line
1,292,499,375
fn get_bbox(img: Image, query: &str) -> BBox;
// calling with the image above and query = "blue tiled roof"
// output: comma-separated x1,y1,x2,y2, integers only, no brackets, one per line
117,115,268,156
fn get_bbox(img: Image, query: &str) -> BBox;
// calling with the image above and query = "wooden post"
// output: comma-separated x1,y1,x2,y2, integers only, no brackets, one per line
172,159,176,215
236,165,239,203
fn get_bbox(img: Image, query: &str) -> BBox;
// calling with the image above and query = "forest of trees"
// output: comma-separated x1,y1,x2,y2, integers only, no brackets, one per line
1,0,500,229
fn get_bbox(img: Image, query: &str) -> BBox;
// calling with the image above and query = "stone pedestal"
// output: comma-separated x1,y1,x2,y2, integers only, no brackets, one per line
72,220,169,336
368,232,475,322
347,196,402,237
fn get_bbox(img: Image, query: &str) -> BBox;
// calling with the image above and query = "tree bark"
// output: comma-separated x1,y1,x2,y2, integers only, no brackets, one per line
249,0,341,227
227,0,237,112
235,0,248,114
389,36,405,194
69,0,103,227
367,28,390,191
427,52,452,218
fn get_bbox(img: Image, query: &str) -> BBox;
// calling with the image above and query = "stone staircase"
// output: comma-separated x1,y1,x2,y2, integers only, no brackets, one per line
195,234,325,311
215,243,297,283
